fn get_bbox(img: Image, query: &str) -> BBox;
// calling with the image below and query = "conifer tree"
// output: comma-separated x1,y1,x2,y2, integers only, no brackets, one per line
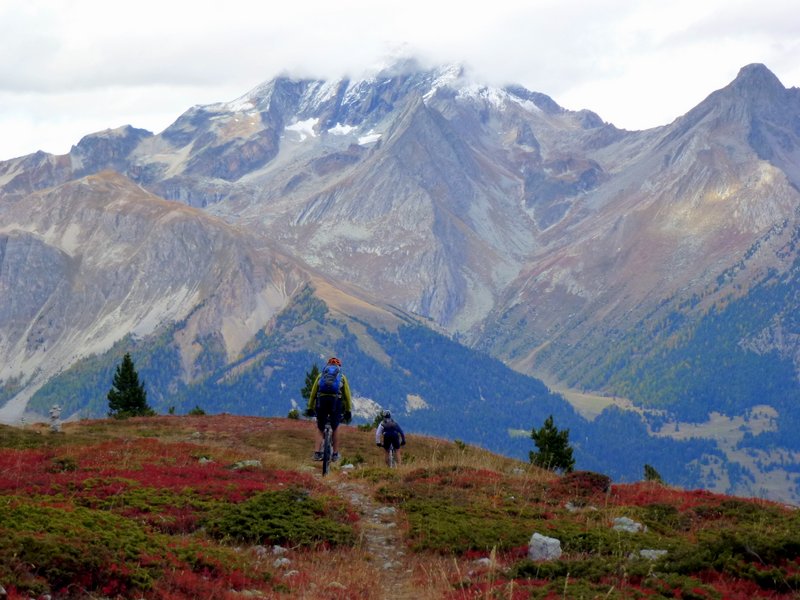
644,463,663,483
107,353,153,418
530,414,575,473
300,364,320,401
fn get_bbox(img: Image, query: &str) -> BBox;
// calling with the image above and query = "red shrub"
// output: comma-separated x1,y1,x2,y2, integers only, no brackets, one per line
0,449,53,492
451,469,503,489
550,470,611,500
609,482,725,509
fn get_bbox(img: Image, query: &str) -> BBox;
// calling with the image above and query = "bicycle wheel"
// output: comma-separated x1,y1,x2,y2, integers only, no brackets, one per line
388,445,395,468
321,423,333,476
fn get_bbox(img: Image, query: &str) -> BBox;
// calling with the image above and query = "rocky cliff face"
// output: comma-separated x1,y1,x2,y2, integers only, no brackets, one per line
0,171,307,420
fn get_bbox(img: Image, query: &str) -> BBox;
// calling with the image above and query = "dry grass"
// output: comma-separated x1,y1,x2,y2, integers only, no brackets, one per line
49,415,542,476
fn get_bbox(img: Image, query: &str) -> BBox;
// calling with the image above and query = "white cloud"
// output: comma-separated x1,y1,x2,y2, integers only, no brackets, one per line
0,0,798,159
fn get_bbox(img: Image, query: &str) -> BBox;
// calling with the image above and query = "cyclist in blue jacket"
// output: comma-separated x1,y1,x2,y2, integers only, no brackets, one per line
376,410,405,466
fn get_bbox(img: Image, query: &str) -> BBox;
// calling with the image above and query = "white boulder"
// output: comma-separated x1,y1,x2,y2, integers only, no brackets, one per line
528,532,562,560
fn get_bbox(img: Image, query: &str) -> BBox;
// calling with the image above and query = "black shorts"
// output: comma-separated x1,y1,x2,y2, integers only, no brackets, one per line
315,395,342,432
382,432,402,450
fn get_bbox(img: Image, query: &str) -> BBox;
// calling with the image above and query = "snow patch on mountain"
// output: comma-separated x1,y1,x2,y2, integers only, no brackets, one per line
358,130,382,145
285,118,319,141
328,123,358,136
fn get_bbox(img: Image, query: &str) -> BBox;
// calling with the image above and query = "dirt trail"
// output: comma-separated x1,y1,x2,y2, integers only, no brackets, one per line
331,475,418,600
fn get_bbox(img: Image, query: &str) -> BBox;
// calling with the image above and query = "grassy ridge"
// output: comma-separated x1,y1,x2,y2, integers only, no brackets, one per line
1,416,799,599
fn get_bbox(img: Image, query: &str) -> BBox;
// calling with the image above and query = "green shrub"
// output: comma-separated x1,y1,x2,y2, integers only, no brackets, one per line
508,557,719,597
0,499,165,593
206,488,354,547
374,483,410,503
507,556,652,584
640,502,693,533
354,467,401,485
404,497,532,553
341,452,365,466
48,456,78,472
693,498,782,525
506,560,656,597
0,424,47,449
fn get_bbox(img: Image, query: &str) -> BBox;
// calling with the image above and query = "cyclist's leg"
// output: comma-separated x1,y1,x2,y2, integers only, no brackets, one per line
313,397,331,459
379,438,389,466
330,396,343,454
313,426,325,459
315,421,325,448
383,434,396,466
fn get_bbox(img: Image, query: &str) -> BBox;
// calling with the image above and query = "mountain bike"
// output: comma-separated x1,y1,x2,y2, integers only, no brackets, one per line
321,417,334,476
381,439,403,468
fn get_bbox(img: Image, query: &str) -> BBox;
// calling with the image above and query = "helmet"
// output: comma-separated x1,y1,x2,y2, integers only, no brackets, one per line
382,410,392,420
327,357,342,366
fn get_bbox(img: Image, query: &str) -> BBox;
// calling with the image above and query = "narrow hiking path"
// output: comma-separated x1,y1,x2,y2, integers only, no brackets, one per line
325,473,418,599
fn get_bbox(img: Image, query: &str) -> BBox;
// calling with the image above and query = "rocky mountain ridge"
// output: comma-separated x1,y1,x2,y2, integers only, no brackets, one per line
480,64,800,378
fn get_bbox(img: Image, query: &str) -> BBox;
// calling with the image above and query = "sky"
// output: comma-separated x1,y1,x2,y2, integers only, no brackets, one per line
1,0,798,161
